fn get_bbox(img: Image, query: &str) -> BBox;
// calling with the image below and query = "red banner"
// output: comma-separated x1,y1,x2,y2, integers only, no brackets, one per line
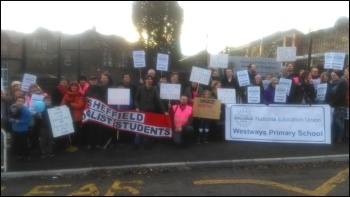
82,97,172,138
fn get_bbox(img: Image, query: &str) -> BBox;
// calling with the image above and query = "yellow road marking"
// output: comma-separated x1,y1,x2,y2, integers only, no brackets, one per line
194,168,349,196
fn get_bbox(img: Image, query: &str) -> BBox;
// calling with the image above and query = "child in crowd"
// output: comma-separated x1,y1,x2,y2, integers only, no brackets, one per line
197,90,214,144
8,96,32,162
38,96,55,158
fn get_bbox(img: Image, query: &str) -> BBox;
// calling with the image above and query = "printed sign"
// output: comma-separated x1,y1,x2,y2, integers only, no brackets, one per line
48,106,75,138
276,47,296,62
133,50,146,68
209,54,229,68
217,88,236,104
107,88,130,105
237,70,250,87
225,104,331,144
21,73,37,92
189,66,211,85
160,83,181,100
229,56,280,78
324,52,345,70
193,97,221,120
156,53,169,71
247,86,260,103
274,85,287,103
316,83,327,101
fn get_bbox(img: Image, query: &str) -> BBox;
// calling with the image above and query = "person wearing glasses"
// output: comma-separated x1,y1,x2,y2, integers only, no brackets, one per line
263,77,279,104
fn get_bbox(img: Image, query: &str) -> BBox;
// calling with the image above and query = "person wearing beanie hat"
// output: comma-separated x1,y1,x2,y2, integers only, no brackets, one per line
11,81,22,91
328,70,348,143
78,75,89,96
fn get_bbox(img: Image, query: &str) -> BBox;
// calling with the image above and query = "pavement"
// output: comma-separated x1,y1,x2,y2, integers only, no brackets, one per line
1,132,349,178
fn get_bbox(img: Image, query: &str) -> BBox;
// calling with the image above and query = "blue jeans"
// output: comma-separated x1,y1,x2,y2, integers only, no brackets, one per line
331,107,347,139
135,134,149,145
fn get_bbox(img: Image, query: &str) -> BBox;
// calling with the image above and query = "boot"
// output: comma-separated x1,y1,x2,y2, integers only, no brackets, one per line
203,132,209,144
197,129,203,145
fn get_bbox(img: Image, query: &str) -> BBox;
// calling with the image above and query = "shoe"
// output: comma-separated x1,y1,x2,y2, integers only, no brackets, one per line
132,144,140,151
94,145,102,150
197,137,201,145
46,153,55,157
41,154,46,159
203,137,208,144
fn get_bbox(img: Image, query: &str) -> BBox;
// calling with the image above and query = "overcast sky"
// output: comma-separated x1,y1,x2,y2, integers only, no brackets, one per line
1,1,349,55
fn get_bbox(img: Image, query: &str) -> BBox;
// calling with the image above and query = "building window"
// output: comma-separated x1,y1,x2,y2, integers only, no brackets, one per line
1,59,9,89
64,54,71,66
103,52,112,67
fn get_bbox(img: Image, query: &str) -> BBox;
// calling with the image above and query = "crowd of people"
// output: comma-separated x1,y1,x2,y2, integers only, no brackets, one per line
1,63,349,163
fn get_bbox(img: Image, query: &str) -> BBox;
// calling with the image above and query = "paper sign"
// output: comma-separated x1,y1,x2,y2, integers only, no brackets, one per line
193,97,221,120
274,85,287,103
107,88,130,105
209,54,229,68
217,88,236,104
156,53,169,71
21,73,37,92
324,52,345,70
276,47,296,62
278,78,292,96
160,83,181,100
237,70,250,87
247,86,260,103
316,83,327,101
48,106,74,138
133,50,146,68
189,66,211,85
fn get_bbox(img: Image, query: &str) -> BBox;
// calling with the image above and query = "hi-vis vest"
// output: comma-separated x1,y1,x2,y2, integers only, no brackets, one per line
172,105,192,127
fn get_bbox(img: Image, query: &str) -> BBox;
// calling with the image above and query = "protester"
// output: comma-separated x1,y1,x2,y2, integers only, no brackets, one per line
263,77,279,104
133,74,168,150
197,90,214,144
8,96,32,162
170,95,194,147
38,96,55,158
78,75,89,96
51,77,68,106
291,71,316,104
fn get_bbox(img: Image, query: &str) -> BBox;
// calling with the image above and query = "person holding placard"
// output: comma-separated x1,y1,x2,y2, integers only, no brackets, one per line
290,71,316,104
121,73,138,110
184,81,203,107
252,75,264,104
316,72,331,104
248,64,258,84
25,83,47,152
263,78,279,104
61,81,85,149
83,75,103,150
37,96,55,158
286,62,298,79
133,74,168,151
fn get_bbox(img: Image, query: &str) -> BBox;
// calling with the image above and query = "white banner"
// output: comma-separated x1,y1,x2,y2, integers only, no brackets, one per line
225,104,331,144
189,66,211,85
209,54,229,68
107,88,130,105
133,50,146,68
21,73,37,92
276,47,296,62
48,106,74,138
160,83,181,100
217,88,236,104
156,53,169,71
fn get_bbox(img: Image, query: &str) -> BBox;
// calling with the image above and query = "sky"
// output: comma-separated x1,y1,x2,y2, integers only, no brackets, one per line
1,1,349,56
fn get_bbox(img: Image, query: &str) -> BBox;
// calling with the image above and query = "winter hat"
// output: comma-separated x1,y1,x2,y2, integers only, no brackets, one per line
11,81,22,88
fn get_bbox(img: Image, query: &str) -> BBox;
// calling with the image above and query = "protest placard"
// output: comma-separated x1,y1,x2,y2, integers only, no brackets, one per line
48,106,74,138
107,88,130,105
217,88,236,104
276,47,296,62
189,66,211,85
237,70,250,87
209,54,229,68
160,83,181,100
247,86,260,103
193,97,221,120
21,73,37,92
324,52,345,70
156,53,169,71
133,50,146,68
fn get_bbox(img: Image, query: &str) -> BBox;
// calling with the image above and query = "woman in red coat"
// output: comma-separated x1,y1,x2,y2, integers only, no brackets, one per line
61,81,85,148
